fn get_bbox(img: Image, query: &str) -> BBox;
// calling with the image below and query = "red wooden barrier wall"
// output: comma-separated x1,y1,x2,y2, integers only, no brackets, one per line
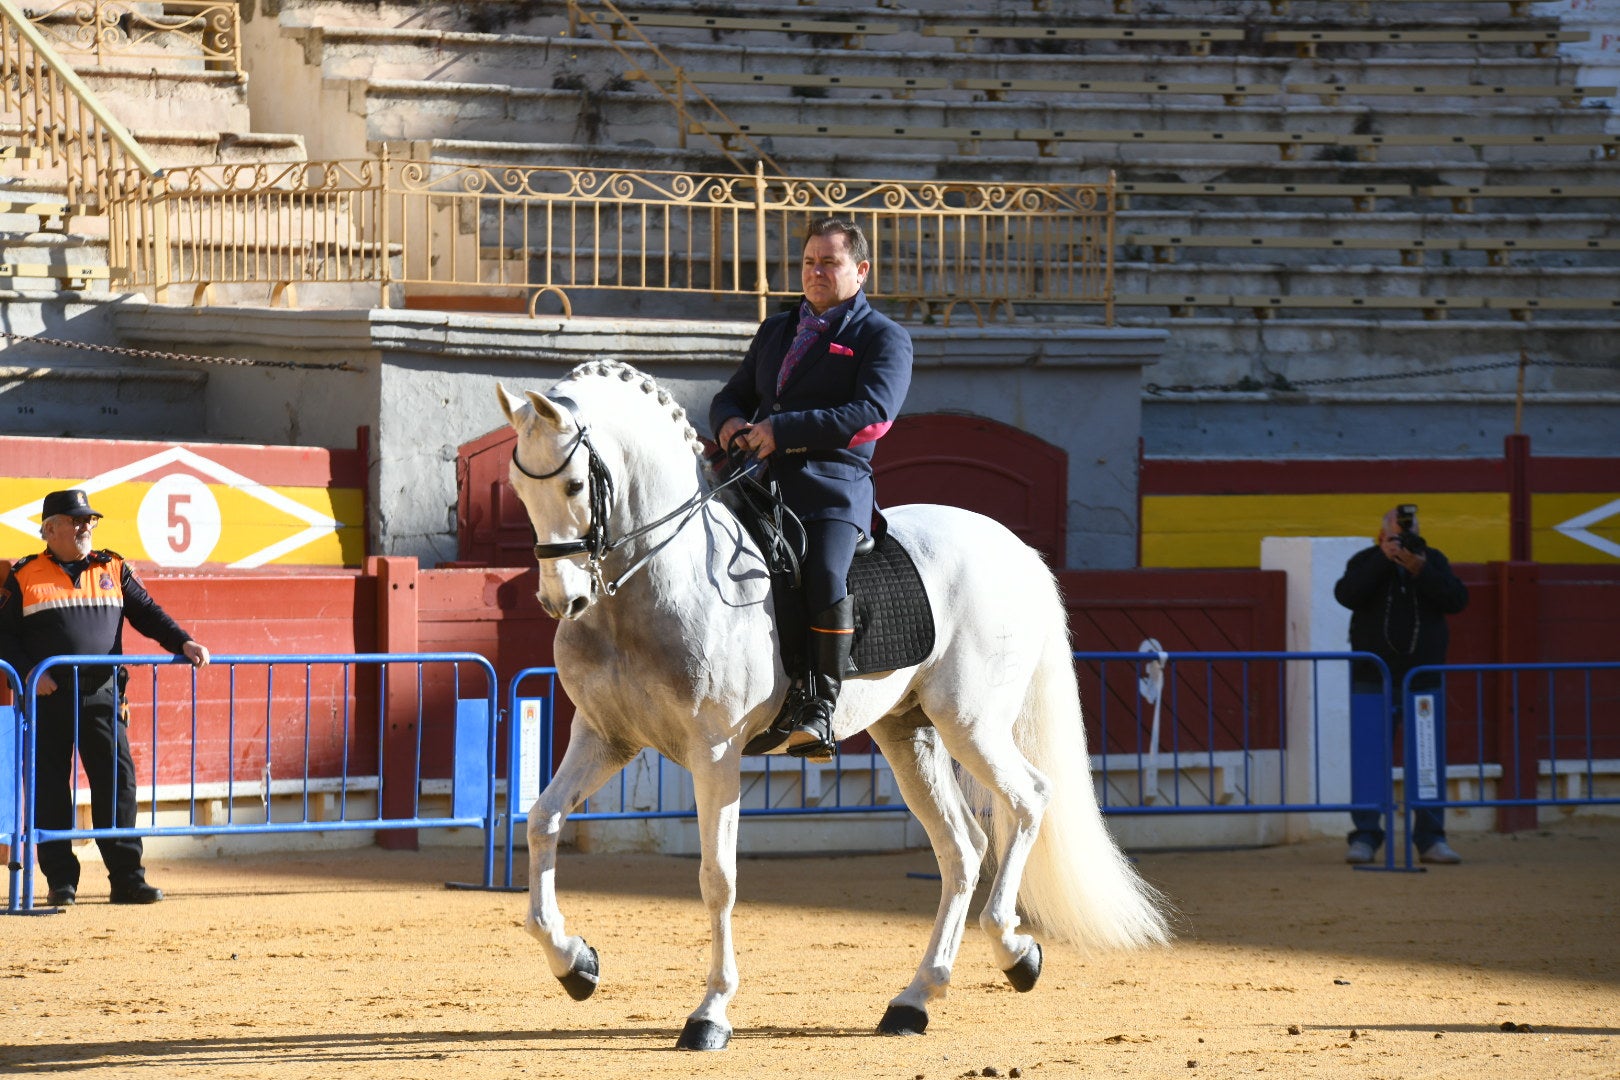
4,558,1614,842
1061,569,1288,755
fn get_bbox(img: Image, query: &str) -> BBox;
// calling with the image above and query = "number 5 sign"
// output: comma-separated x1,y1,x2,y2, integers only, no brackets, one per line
136,474,224,567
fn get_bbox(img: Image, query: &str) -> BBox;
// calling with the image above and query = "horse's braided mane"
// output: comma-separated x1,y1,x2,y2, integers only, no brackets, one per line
558,360,706,460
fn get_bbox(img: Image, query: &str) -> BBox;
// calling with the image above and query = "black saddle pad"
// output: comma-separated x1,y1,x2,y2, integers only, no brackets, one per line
846,530,935,675
721,465,933,677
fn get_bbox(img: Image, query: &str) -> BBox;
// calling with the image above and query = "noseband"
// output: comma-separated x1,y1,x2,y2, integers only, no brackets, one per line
511,394,767,597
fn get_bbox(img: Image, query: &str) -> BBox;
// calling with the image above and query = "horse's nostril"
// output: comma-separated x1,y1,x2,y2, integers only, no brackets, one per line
567,596,589,619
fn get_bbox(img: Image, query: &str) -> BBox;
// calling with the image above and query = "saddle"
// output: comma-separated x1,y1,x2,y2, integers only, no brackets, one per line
724,459,935,681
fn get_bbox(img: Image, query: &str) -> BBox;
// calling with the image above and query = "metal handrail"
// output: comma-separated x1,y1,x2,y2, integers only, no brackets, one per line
0,0,160,208
565,0,785,177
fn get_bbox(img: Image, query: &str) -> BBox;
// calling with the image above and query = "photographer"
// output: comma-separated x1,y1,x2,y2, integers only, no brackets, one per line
1334,505,1470,865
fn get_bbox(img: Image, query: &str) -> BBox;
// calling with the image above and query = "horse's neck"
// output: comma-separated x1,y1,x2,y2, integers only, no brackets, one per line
607,448,766,622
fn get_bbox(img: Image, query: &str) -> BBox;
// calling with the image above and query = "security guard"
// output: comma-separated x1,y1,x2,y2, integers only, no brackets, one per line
0,489,211,906
711,218,913,761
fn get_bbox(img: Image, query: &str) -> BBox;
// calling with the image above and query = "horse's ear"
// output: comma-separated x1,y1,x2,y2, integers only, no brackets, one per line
524,390,572,431
496,382,526,428
496,383,570,431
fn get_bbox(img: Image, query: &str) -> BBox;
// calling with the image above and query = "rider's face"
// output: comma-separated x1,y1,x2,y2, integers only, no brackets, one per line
801,232,869,315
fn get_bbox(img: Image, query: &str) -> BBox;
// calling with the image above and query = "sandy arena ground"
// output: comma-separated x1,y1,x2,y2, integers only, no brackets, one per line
3,820,1617,1080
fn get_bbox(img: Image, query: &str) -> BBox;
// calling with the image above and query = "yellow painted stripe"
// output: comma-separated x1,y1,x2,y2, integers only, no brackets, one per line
1,479,364,567
1532,493,1620,564
1141,493,1510,568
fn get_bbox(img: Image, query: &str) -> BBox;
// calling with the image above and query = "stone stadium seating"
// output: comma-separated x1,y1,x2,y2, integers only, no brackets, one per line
3,0,1616,398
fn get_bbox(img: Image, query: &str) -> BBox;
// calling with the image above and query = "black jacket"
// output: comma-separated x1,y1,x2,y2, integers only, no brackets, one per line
710,290,913,528
1334,543,1469,690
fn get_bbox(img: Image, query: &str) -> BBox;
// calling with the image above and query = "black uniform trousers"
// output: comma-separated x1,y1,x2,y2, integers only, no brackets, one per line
33,682,146,890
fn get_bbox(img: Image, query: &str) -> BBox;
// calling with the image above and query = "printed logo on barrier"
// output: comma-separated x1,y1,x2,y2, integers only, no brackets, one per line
1555,496,1620,560
0,447,341,569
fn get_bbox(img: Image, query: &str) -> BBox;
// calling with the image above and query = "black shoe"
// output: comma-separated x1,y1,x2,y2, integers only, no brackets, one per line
109,882,164,905
742,682,811,755
785,697,837,763
44,884,76,907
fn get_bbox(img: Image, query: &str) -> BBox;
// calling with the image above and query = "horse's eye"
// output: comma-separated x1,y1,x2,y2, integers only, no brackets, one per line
565,480,585,497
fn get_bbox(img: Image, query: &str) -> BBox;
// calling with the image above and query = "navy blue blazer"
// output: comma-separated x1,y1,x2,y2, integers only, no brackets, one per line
710,290,913,529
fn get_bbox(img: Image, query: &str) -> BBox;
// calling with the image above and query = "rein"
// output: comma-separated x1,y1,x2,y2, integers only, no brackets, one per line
512,395,788,596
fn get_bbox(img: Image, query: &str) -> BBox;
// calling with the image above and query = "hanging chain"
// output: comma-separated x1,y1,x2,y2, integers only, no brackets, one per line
1,329,362,372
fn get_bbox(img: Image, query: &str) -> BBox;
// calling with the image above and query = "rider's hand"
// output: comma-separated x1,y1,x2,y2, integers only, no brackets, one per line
737,419,777,459
717,417,749,451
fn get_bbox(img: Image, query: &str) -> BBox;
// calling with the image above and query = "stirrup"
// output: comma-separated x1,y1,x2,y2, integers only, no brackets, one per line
741,683,809,756
785,701,836,762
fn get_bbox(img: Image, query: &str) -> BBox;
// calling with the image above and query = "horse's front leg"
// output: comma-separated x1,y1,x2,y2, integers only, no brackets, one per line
675,751,743,1051
525,721,635,1000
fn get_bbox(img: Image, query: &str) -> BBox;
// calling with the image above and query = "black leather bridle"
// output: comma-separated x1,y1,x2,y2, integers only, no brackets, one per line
511,396,615,564
510,395,784,597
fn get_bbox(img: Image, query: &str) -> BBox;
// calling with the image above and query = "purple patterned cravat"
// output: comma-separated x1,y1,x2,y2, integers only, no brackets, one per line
775,303,833,394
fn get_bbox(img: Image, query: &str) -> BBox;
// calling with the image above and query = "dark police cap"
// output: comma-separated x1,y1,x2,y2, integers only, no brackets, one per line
41,489,104,520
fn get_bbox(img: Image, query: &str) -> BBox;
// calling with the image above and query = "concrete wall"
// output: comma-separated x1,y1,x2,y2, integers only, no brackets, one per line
113,306,1164,570
1144,395,1620,460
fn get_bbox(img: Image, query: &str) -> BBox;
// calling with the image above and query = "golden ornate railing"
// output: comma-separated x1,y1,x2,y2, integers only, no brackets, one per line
108,156,1115,322
0,0,161,207
20,0,239,72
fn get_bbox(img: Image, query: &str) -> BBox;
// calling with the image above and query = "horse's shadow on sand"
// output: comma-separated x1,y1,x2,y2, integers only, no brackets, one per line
7,1021,1620,1070
0,1025,888,1069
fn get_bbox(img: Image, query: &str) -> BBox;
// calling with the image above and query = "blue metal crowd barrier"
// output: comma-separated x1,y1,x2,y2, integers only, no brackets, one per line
1401,661,1620,864
1078,650,1400,868
14,650,1613,906
486,652,1403,880
5,652,499,913
1,661,21,885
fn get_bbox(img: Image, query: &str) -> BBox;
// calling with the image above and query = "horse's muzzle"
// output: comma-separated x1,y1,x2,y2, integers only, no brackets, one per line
537,590,593,621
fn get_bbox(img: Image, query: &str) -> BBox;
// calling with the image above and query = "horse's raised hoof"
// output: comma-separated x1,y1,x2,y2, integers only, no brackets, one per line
558,945,600,1001
1003,942,1043,994
877,1003,929,1036
675,1018,732,1051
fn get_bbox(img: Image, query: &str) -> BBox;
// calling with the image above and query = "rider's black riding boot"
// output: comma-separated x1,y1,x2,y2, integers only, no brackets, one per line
786,596,855,762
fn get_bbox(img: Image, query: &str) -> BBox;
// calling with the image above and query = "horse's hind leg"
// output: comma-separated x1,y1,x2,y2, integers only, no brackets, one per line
867,713,987,1036
944,735,1051,988
525,721,635,999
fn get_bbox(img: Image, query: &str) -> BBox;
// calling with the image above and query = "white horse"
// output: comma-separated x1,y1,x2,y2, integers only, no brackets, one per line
498,361,1168,1051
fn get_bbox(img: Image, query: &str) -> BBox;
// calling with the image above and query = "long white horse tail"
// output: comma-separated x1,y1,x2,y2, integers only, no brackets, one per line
972,571,1173,952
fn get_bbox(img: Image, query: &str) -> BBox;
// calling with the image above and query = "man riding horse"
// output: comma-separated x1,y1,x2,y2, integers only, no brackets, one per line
710,218,914,762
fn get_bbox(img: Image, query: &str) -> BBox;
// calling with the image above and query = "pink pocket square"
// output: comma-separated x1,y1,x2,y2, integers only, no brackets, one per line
828,343,854,357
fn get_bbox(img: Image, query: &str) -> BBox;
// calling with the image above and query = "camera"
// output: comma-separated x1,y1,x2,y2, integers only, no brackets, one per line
1394,503,1427,554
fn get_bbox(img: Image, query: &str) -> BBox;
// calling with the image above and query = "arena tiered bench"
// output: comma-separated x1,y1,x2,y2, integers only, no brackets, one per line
631,69,950,99
1265,28,1588,58
612,13,900,49
923,24,1244,56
